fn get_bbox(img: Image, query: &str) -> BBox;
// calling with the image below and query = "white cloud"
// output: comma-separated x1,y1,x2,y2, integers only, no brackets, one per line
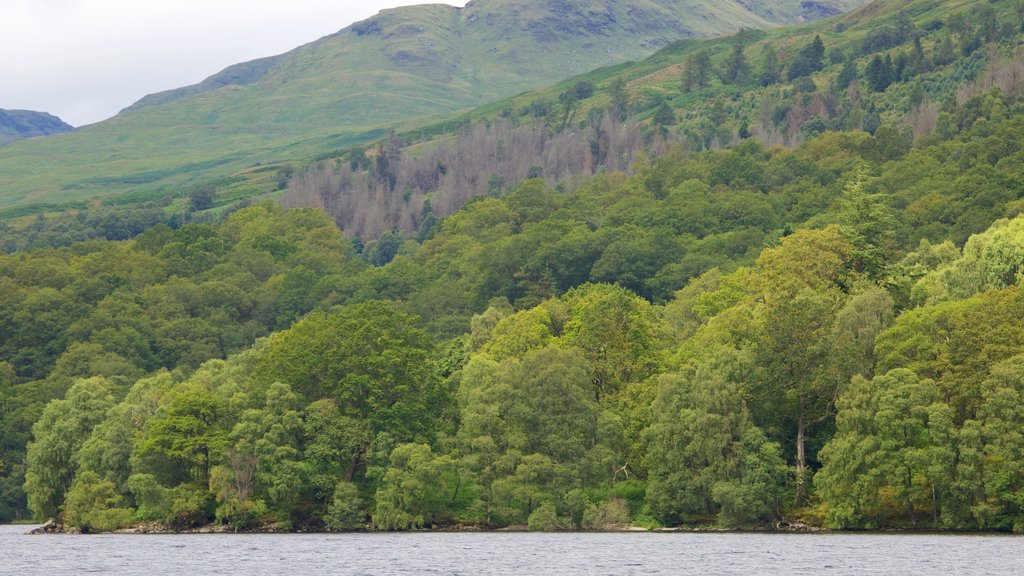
0,0,466,126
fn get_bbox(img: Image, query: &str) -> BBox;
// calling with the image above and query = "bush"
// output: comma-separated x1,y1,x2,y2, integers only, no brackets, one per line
582,498,631,530
527,502,563,531
326,481,365,530
63,471,134,532
167,484,213,528
127,474,168,522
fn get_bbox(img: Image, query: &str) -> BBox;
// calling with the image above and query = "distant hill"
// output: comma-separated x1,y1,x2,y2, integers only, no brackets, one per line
0,109,74,147
122,0,859,115
0,0,864,215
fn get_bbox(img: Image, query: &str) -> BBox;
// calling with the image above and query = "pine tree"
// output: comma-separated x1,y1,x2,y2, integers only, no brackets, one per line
609,78,629,121
654,102,676,125
835,58,859,91
682,50,713,93
800,35,826,72
865,54,894,92
759,48,781,86
723,31,751,85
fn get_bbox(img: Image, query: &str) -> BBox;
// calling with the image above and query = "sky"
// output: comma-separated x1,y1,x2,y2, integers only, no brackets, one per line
1,0,467,127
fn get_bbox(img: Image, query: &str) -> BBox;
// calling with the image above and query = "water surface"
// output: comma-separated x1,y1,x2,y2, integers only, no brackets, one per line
2,525,1021,575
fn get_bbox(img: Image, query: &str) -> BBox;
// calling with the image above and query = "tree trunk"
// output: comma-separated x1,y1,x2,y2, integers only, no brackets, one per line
905,465,917,527
345,452,361,483
795,395,807,503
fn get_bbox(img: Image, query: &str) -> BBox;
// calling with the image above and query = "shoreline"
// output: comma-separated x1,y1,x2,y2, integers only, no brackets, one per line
17,520,1022,537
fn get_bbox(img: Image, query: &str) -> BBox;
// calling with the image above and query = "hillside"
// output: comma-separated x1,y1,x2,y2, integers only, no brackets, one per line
0,109,73,147
0,0,863,216
2,0,1024,534
287,0,1024,238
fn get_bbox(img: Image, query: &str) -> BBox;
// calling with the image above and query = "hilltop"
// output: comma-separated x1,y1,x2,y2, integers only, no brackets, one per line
0,109,73,147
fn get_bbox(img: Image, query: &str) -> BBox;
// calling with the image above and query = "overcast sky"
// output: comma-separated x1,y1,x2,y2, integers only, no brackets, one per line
1,0,467,127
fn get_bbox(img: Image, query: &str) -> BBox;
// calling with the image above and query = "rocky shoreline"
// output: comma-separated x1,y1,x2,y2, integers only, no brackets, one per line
26,518,822,536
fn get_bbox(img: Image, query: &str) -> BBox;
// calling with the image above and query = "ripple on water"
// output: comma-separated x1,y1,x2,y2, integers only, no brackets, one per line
1,527,1023,576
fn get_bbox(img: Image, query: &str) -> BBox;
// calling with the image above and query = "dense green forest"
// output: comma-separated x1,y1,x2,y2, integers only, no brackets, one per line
3,0,1024,532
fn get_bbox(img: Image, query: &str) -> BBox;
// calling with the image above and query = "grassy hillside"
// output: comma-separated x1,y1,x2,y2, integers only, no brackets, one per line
0,0,863,217
282,0,1024,239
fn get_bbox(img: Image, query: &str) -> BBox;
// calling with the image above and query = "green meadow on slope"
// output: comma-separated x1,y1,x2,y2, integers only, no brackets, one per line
0,0,862,217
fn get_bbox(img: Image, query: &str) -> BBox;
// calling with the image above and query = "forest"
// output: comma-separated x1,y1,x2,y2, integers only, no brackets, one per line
2,0,1024,533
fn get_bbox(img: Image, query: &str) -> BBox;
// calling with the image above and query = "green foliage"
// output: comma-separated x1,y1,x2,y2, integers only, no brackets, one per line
254,302,445,488
527,501,564,531
373,444,465,529
135,381,229,485
9,1,1024,531
62,470,133,532
817,369,954,528
127,473,171,522
682,50,714,93
646,350,788,527
325,481,365,530
23,377,114,519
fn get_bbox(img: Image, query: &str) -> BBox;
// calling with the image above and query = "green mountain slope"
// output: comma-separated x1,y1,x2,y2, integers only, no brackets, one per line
0,0,864,215
284,0,1024,239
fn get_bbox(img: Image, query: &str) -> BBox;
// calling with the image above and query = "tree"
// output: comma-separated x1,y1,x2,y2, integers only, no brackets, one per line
817,369,954,528
212,382,308,527
457,345,610,527
866,54,894,92
802,35,826,71
373,444,464,529
0,362,35,521
188,187,215,212
62,470,133,532
375,130,402,192
561,284,662,403
134,382,228,486
682,50,713,93
324,481,364,530
968,355,1024,531
646,349,788,527
835,58,859,90
609,78,629,121
753,227,854,502
255,302,445,482
759,48,781,86
815,374,885,528
838,166,899,279
557,85,589,132
23,378,115,519
723,32,751,85
653,103,676,135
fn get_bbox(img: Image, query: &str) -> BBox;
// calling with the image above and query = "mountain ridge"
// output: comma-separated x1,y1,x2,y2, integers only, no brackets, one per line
123,0,853,115
0,109,74,147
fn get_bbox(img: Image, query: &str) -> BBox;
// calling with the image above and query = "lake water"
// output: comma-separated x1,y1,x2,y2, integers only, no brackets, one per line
2,524,1022,575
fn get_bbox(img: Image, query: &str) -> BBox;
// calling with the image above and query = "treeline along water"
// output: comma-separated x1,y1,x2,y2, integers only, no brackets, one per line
2,525,1022,575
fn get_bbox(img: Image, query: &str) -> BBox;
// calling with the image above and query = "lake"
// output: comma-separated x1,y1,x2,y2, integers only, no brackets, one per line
1,525,1021,575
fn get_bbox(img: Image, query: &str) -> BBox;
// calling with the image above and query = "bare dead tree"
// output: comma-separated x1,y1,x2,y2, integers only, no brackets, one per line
286,115,649,239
